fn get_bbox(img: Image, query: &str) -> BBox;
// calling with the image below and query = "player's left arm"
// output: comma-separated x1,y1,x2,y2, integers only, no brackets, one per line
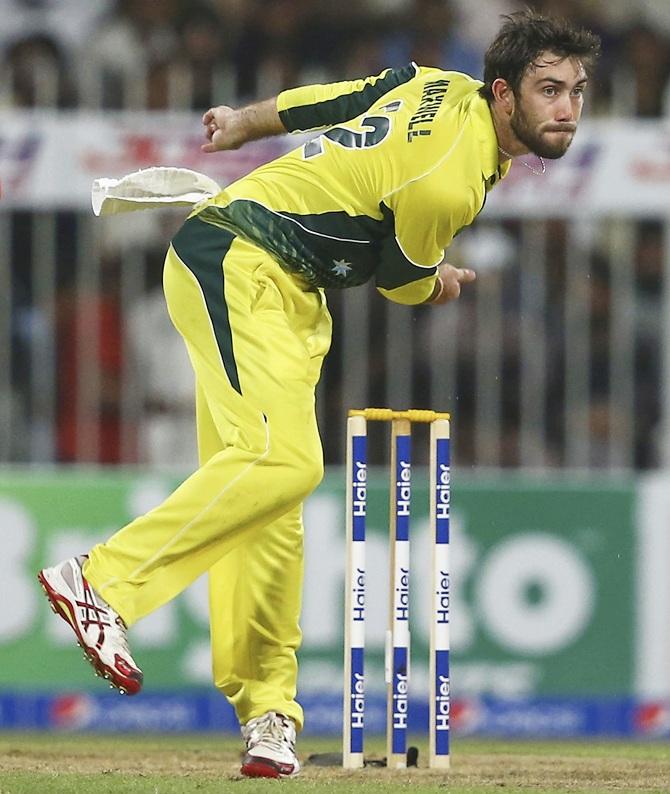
425,261,476,304
376,247,475,307
375,183,475,306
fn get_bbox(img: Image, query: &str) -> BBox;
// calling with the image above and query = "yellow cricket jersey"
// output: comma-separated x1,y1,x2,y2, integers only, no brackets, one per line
197,64,511,305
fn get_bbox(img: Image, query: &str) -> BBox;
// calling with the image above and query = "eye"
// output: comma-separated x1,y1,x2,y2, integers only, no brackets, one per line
542,86,557,97
572,86,585,97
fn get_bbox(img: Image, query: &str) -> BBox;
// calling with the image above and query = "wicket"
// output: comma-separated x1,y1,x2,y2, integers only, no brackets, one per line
343,408,451,770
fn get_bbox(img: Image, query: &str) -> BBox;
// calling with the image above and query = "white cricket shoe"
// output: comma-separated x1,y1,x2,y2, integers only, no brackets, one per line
240,711,300,778
38,555,143,695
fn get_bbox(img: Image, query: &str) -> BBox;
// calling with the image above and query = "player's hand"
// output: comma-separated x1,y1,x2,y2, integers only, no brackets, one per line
429,263,476,304
201,106,247,152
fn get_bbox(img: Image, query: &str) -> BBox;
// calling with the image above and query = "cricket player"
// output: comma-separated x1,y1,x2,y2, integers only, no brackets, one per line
39,10,599,778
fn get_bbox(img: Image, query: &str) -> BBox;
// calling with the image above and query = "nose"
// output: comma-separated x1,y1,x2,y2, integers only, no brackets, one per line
555,95,575,122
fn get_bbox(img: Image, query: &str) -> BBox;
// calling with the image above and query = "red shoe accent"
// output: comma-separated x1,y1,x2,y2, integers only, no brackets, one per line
114,654,137,678
241,754,297,778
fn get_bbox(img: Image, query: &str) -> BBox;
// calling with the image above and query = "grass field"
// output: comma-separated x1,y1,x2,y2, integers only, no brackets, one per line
1,733,669,793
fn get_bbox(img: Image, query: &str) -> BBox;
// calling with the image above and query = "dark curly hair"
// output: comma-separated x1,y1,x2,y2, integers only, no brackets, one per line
479,10,601,101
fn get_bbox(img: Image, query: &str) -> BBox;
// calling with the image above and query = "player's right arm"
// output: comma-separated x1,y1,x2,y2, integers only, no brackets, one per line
202,65,419,152
202,99,284,152
276,64,417,132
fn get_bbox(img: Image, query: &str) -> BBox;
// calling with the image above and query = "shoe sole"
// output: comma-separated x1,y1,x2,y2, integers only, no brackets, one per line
37,570,141,696
241,756,299,779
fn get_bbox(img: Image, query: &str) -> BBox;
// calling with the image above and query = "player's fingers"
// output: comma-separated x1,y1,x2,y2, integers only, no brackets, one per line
204,122,217,141
201,142,218,153
457,268,476,283
202,109,214,125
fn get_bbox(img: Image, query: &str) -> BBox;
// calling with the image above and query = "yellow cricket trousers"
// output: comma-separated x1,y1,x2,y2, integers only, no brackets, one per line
84,216,332,729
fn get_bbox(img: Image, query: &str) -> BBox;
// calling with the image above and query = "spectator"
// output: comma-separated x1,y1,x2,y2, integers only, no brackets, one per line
635,221,664,339
233,0,306,101
55,252,131,463
126,250,198,468
2,32,76,108
79,0,182,108
0,0,110,53
633,221,664,468
171,3,237,111
621,22,670,117
381,0,483,77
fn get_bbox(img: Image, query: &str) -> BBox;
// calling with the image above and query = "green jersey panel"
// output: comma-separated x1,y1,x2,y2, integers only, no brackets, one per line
198,67,510,304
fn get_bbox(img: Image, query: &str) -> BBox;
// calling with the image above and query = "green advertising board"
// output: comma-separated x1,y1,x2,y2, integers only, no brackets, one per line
0,468,636,698
446,478,635,696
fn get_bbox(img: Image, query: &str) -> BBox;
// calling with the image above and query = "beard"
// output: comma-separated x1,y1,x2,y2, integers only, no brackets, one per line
510,106,575,160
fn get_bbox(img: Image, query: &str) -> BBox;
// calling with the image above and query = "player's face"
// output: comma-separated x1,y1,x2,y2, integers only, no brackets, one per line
511,52,588,159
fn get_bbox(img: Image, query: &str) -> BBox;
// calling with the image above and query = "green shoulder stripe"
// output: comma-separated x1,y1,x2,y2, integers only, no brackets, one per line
279,64,417,132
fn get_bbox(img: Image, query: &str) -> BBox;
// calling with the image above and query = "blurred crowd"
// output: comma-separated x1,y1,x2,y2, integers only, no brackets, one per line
1,0,670,116
2,0,670,470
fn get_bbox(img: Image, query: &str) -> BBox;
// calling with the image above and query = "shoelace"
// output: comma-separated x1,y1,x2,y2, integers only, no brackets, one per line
245,713,295,753
77,580,111,632
74,559,131,654
77,588,132,655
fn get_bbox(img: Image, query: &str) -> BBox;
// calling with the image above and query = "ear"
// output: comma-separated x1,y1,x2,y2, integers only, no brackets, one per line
491,78,514,114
